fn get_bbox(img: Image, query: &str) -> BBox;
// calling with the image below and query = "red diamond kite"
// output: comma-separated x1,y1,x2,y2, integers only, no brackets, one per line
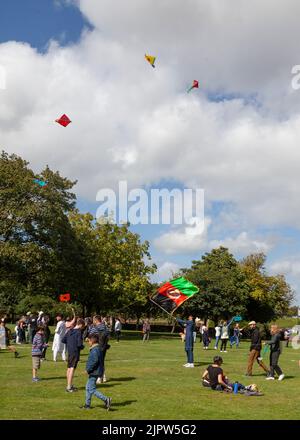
55,114,72,127
59,293,71,302
187,80,199,93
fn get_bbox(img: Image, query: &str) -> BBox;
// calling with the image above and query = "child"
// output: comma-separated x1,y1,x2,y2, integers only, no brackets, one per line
80,334,112,411
265,324,285,381
32,326,48,382
0,319,19,357
202,325,210,349
62,318,85,392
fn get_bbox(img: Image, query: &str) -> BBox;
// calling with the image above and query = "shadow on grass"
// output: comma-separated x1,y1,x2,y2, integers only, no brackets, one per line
41,376,66,381
194,362,209,367
110,399,137,408
76,383,122,391
108,376,136,382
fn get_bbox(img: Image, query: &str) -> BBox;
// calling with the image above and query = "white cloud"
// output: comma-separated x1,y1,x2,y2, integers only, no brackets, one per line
155,261,180,282
209,232,274,256
153,217,211,255
270,260,300,278
1,1,300,235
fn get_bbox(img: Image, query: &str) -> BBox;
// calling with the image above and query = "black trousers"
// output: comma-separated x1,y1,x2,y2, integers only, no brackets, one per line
269,351,283,377
220,339,228,351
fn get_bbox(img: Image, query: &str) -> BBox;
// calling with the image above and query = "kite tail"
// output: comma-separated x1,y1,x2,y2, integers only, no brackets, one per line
187,86,193,93
262,344,269,357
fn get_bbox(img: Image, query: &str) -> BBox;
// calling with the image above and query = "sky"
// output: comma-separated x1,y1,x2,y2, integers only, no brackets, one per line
1,0,300,304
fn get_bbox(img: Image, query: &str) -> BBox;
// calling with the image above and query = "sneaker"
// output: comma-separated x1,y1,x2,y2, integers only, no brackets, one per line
14,351,20,358
278,374,285,381
105,397,112,411
32,377,40,382
187,363,194,368
96,377,102,384
102,374,107,383
214,347,217,350
79,404,91,409
71,386,78,391
66,388,75,392
183,363,190,367
223,351,227,353
266,376,275,380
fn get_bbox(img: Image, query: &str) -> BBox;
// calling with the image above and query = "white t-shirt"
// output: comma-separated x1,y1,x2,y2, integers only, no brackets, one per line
215,326,221,337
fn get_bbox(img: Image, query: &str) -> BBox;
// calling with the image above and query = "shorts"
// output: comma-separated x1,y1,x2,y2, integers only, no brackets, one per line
32,356,41,369
67,353,79,369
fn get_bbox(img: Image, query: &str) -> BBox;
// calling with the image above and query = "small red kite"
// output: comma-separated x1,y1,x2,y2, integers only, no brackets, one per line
55,114,72,127
187,80,199,93
59,293,71,302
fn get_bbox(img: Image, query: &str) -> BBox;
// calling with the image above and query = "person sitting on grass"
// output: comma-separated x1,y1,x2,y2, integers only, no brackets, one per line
0,319,19,358
80,333,112,411
202,356,233,391
32,326,48,382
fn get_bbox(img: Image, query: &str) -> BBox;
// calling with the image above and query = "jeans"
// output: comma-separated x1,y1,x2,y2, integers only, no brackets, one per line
85,376,108,406
186,348,193,363
269,351,283,377
214,336,220,348
143,331,150,342
230,336,239,347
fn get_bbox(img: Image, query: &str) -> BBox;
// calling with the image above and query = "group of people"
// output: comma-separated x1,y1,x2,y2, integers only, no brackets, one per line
31,310,113,410
177,316,286,383
1,310,293,407
193,319,243,351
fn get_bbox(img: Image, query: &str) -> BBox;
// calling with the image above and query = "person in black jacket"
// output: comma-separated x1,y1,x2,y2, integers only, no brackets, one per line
80,333,112,410
265,325,285,381
246,321,269,376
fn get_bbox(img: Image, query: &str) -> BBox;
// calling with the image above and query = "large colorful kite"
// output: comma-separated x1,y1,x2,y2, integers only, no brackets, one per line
150,277,199,315
55,114,72,127
187,80,199,93
145,54,156,68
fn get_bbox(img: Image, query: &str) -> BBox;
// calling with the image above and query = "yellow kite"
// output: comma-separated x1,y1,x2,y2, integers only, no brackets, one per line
145,54,156,68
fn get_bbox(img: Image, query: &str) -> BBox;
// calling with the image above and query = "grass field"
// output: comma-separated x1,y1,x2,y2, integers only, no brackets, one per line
1,333,300,420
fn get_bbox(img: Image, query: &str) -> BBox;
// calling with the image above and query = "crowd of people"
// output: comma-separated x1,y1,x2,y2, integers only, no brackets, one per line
0,311,153,411
0,310,298,405
176,316,290,388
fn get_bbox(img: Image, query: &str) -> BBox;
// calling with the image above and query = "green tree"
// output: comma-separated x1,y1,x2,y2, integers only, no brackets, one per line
181,247,249,322
68,212,157,315
0,151,80,310
240,253,293,322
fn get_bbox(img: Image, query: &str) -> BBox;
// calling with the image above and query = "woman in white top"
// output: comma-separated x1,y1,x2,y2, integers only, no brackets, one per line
220,318,234,352
214,324,221,349
52,314,67,361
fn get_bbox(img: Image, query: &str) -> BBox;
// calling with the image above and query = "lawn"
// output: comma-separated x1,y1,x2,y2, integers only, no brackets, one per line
0,333,300,420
